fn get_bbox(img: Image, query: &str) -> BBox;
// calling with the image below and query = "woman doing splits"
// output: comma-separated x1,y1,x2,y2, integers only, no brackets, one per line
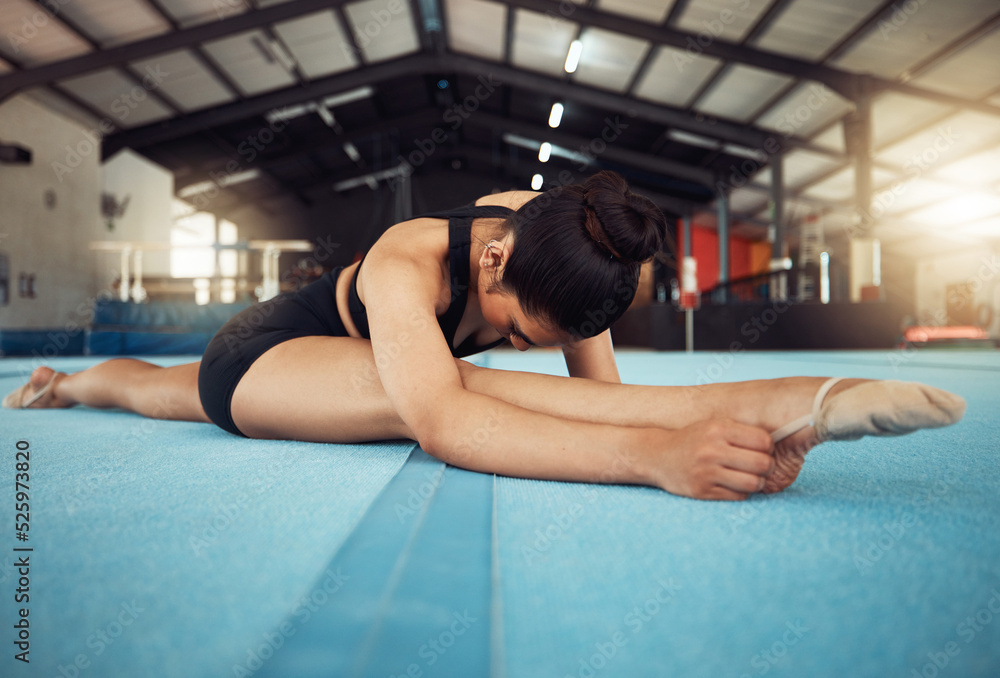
3,171,966,501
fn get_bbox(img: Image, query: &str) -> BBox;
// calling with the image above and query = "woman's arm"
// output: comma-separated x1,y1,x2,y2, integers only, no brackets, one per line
362,246,774,500
563,330,620,383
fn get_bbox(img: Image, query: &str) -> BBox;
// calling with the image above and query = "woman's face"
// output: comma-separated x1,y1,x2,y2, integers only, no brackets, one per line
479,288,564,351
476,232,568,351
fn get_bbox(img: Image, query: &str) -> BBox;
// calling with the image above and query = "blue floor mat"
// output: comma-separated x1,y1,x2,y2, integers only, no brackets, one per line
1,350,997,677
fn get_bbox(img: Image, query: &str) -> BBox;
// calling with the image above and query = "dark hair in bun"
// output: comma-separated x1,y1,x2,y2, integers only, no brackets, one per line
498,170,669,339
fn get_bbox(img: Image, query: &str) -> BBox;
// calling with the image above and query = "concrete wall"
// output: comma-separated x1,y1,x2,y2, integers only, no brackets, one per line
100,148,175,280
0,94,101,330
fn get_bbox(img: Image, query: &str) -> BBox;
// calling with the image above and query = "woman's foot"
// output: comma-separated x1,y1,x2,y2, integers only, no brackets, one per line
743,377,965,494
757,378,864,494
2,366,72,409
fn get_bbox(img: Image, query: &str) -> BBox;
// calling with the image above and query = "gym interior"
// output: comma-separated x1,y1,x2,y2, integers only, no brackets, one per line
0,0,998,676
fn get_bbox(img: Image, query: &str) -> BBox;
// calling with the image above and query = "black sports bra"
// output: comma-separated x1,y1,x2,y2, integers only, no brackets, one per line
347,204,517,358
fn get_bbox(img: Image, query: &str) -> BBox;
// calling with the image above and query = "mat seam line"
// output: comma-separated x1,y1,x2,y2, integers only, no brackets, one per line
350,446,446,678
489,473,506,678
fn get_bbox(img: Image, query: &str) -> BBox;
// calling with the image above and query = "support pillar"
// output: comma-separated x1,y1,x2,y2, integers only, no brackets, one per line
845,95,881,302
716,188,729,303
768,151,788,301
769,150,784,263
681,214,694,353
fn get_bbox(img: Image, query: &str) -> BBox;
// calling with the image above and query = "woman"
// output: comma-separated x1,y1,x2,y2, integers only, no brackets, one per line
3,171,965,500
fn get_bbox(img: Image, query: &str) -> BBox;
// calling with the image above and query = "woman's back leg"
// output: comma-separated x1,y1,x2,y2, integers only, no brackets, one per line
15,360,209,422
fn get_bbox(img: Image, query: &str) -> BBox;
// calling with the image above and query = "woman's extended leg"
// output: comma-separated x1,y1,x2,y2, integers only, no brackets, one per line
227,336,833,443
14,360,209,422
229,337,962,492
11,340,961,494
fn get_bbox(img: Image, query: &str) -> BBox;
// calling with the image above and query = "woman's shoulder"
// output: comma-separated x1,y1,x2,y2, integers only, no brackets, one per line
474,190,542,211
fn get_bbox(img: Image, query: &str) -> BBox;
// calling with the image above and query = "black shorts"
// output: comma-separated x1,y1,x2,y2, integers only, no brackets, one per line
198,267,347,437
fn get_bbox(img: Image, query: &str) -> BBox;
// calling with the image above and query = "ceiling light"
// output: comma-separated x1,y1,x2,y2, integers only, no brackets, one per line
531,174,544,190
343,142,361,162
332,165,409,191
548,103,564,128
177,181,215,198
667,130,719,150
503,133,592,166
316,105,336,128
538,142,552,163
564,40,582,73
321,87,374,109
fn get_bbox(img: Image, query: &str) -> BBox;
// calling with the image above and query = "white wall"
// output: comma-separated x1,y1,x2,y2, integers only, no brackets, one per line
100,148,175,279
0,94,101,330
915,246,1000,335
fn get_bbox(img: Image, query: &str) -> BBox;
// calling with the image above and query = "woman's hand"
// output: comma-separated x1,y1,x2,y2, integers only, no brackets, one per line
641,420,776,501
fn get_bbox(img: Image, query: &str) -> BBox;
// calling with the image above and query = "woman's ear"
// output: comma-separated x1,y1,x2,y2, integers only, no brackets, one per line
478,238,510,272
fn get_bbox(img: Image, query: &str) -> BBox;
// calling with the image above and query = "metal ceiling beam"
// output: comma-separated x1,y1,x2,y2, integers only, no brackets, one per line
0,45,112,129
26,0,187,120
685,0,797,118
177,110,444,189
494,0,1000,116
0,0,352,99
497,0,860,96
308,141,703,217
139,0,246,100
104,53,821,159
904,9,1000,80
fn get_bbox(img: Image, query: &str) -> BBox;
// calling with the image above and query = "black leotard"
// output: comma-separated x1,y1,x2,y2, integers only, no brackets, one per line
198,203,514,436
348,203,513,358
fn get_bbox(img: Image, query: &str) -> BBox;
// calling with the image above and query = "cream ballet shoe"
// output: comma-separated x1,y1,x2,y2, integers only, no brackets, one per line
771,377,966,444
2,373,58,409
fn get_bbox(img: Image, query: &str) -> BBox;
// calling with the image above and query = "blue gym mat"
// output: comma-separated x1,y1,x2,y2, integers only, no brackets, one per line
1,349,998,677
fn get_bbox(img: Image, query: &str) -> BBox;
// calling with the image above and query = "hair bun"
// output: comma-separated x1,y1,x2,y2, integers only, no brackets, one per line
582,170,666,265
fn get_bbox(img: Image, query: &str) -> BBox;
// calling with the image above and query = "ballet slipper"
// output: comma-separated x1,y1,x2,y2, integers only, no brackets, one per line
2,373,58,409
771,377,966,444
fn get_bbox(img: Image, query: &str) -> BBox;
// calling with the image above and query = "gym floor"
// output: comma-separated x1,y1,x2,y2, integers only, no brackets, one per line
1,348,998,678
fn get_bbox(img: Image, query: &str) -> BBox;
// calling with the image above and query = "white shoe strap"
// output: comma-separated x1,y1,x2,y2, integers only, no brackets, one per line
771,377,845,443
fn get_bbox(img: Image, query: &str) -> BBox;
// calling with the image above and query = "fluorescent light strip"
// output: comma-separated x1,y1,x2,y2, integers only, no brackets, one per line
564,40,582,73
548,103,564,128
502,133,592,166
667,129,719,150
